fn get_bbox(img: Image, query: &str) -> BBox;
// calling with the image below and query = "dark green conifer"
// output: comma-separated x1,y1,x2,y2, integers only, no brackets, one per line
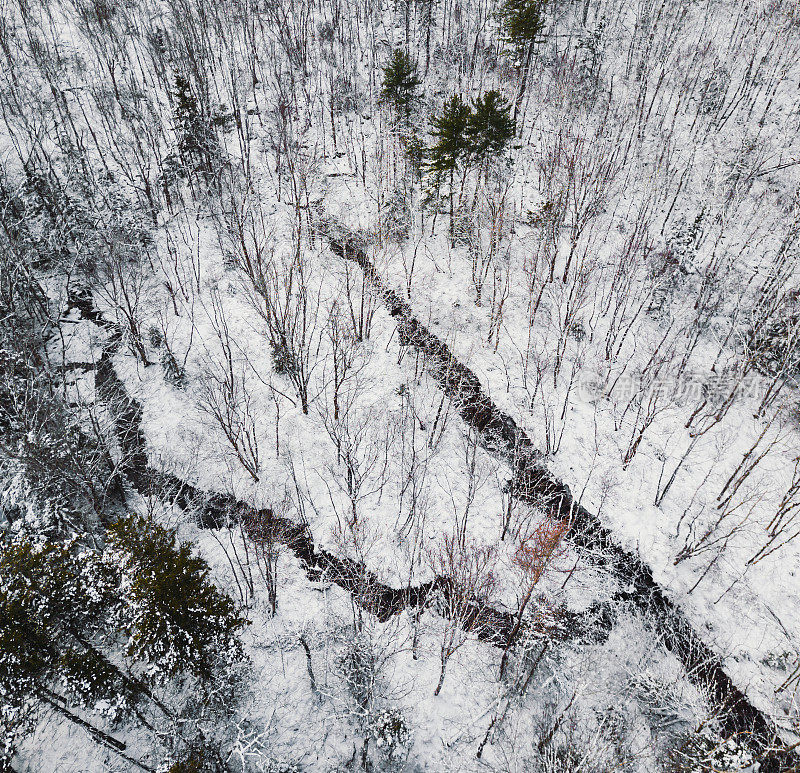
497,0,547,122
498,0,547,47
428,94,471,178
380,49,421,119
173,75,217,176
0,524,244,767
0,536,141,767
108,516,245,682
467,91,515,159
428,95,471,243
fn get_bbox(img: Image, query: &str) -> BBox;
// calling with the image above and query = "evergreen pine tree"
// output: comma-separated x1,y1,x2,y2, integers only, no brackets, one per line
428,94,471,178
0,537,152,704
466,91,515,159
428,95,471,243
497,0,547,122
498,0,547,47
107,516,245,682
0,584,52,736
380,49,421,120
0,536,150,768
0,525,245,769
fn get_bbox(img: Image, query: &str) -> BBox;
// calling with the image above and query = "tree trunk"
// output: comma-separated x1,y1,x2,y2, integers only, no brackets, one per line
299,635,317,694
513,42,535,127
38,690,155,772
360,737,370,771
434,657,448,695
449,168,455,245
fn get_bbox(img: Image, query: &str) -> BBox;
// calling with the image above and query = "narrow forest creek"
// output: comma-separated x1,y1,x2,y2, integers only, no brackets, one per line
68,252,797,771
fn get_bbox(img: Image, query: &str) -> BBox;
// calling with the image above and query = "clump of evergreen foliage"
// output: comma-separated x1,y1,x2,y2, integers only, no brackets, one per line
380,49,421,117
173,75,220,180
0,519,246,769
427,91,515,241
497,0,547,49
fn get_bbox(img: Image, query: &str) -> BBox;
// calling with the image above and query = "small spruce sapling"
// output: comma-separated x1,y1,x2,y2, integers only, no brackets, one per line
428,95,471,242
371,707,411,761
380,49,421,121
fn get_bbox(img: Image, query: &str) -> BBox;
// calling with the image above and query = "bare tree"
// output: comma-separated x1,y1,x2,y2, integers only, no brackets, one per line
240,494,292,616
197,289,261,483
498,519,566,681
226,191,326,415
749,456,800,565
426,534,497,696
319,378,396,532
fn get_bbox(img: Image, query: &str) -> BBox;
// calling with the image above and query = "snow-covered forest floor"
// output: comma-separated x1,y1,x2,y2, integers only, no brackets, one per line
2,0,800,770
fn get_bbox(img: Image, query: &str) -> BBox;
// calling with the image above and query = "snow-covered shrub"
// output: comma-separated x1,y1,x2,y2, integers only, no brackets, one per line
538,735,607,773
665,727,755,772
161,747,224,773
592,704,631,766
370,708,411,761
336,625,406,764
338,636,380,715
148,325,185,385
761,650,794,671
173,74,221,180
570,23,606,107
330,73,363,115
568,318,587,342
270,339,296,377
148,325,164,349
160,348,185,387
211,103,235,131
452,207,476,247
380,188,411,243
666,213,704,272
646,214,704,313
628,669,698,730
0,327,117,524
526,199,559,229
748,288,800,376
